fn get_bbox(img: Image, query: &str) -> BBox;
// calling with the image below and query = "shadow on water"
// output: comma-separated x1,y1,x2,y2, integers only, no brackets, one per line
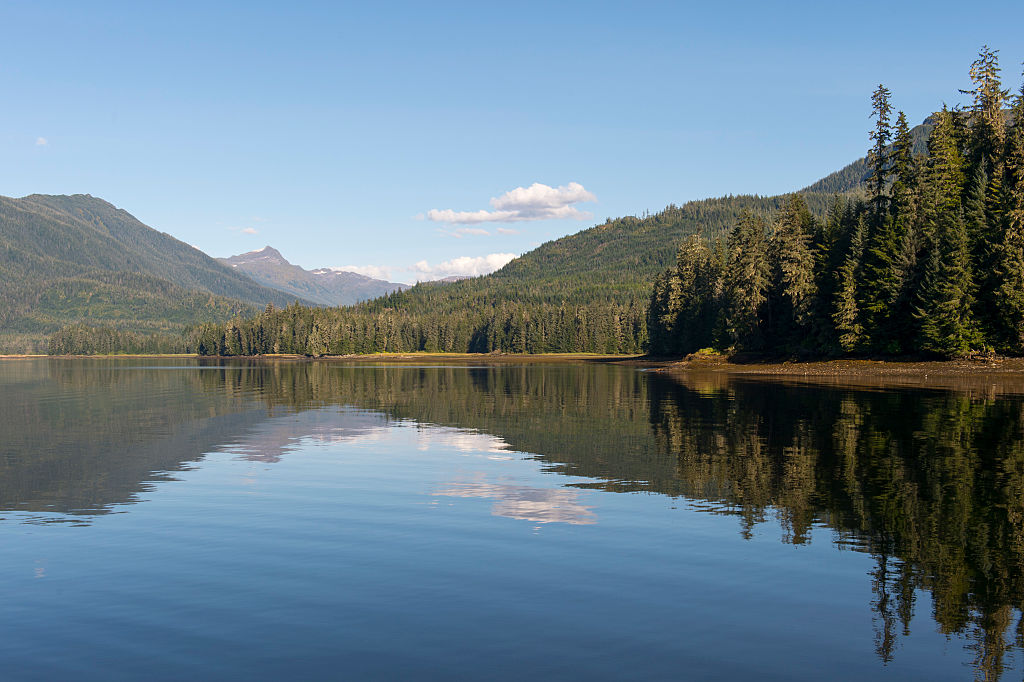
1,357,1022,678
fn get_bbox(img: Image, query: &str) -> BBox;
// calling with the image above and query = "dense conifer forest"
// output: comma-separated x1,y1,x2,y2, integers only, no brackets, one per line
650,47,1024,358
47,47,1024,358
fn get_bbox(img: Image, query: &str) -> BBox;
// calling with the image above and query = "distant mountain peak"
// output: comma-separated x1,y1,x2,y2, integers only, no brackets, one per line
217,246,407,306
222,245,289,266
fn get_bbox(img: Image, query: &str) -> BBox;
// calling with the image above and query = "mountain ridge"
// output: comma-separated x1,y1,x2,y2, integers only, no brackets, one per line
0,194,313,351
218,246,406,306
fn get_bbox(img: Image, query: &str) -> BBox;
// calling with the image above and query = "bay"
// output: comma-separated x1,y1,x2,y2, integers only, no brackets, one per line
0,358,1021,680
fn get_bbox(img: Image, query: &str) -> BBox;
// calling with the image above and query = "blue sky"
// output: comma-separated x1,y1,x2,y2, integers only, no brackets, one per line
2,1,1023,283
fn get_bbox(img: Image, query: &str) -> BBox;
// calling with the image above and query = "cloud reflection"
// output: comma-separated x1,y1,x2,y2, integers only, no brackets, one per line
222,408,390,463
435,475,596,525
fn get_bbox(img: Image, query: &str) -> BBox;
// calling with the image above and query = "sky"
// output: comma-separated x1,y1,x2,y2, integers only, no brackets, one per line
2,1,1023,284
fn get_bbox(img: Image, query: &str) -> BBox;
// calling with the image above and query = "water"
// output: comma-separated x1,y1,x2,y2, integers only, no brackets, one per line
1,358,1021,680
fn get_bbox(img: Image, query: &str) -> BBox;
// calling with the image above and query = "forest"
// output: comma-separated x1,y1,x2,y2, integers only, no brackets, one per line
650,47,1024,358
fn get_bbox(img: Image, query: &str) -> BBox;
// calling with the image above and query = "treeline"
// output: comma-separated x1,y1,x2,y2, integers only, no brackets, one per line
53,299,650,356
650,47,1024,358
48,324,192,355
190,300,648,355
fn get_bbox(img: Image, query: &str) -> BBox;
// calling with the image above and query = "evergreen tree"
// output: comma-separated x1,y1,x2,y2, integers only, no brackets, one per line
888,112,923,350
769,195,818,349
915,107,981,356
995,77,1024,351
960,46,1008,177
724,212,770,350
860,88,905,351
868,84,894,216
833,215,867,353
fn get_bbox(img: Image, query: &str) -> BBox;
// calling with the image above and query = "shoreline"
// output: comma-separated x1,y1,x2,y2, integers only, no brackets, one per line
5,351,1024,372
658,354,1024,396
7,352,1024,392
1,352,650,364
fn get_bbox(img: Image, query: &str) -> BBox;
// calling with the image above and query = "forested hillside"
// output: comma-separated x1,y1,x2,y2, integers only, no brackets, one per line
0,194,308,352
650,47,1024,358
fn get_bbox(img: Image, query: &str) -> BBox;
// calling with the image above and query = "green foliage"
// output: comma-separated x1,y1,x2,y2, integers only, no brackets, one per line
724,212,770,350
769,195,818,348
996,78,1024,348
182,300,649,356
647,235,723,355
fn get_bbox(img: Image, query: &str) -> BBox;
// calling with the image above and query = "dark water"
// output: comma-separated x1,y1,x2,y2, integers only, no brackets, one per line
1,358,1022,681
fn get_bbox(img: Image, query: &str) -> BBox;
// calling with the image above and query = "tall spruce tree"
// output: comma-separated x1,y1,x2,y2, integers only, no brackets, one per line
769,195,818,349
960,47,1009,340
889,112,923,350
834,214,867,353
961,46,1009,178
995,76,1024,352
861,87,907,351
725,212,770,350
868,84,894,214
915,107,981,356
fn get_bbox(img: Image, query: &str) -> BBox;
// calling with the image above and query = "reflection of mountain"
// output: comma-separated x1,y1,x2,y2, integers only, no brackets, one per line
220,407,390,463
3,359,1022,679
0,359,269,518
436,475,596,525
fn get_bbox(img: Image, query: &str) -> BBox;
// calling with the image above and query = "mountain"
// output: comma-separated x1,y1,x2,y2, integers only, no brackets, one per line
218,246,406,306
0,194,310,352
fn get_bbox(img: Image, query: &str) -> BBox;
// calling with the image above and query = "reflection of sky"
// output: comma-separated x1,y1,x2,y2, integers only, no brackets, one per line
219,407,595,525
435,474,596,526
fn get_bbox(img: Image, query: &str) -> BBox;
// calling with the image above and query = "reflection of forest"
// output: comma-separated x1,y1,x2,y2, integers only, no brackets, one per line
2,359,1021,678
259,362,1023,680
647,374,1024,681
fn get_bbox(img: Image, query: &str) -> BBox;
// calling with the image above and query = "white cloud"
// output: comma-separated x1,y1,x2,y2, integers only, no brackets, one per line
334,264,393,280
35,137,48,146
491,181,595,212
427,182,596,225
427,208,516,224
496,227,521,235
413,252,516,280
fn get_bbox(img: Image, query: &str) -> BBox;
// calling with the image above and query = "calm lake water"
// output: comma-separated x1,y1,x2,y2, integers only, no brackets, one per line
1,358,1022,680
